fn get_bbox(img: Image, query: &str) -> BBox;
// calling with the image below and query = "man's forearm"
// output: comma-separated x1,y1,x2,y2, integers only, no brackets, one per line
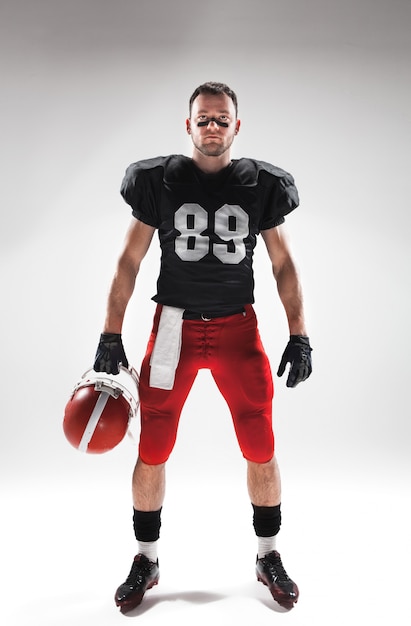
103,264,138,333
274,260,307,336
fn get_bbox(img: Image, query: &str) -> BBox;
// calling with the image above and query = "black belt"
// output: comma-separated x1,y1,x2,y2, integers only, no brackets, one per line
183,307,245,321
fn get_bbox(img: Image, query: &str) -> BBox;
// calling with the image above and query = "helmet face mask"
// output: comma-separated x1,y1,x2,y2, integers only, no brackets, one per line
63,367,139,454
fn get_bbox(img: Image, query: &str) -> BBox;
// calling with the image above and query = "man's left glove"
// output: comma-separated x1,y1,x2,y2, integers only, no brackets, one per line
93,333,129,375
277,335,312,388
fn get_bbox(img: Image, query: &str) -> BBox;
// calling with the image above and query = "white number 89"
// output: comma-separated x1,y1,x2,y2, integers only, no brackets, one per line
174,203,249,265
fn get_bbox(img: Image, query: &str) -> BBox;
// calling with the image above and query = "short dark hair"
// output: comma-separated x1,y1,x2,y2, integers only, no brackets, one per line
189,82,238,117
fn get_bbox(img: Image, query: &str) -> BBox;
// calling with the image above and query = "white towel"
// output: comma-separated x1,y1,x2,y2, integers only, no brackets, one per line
149,305,185,390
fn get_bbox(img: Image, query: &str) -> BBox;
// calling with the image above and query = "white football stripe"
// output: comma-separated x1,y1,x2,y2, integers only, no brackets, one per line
150,305,184,390
78,391,110,452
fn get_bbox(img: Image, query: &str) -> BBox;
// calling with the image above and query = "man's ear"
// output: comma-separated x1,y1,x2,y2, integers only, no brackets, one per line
186,119,191,134
235,119,241,135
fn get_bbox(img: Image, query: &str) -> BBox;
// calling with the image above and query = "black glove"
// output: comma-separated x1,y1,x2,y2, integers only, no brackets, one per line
277,335,312,388
93,333,129,375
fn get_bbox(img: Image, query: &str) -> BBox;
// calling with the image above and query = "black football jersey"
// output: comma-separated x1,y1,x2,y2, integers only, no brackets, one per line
120,155,299,312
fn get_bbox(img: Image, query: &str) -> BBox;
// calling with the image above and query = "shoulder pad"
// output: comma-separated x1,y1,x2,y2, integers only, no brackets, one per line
240,159,299,215
232,159,295,187
163,155,195,184
255,159,294,180
125,155,193,185
124,156,168,178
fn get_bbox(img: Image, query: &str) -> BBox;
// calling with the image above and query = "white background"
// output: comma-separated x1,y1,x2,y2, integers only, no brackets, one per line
1,1,410,624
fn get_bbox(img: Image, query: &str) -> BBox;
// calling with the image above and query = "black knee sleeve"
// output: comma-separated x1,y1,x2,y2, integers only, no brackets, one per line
252,503,281,537
133,508,162,542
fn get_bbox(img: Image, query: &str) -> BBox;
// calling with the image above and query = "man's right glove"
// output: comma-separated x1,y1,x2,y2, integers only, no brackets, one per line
277,335,313,388
93,333,129,375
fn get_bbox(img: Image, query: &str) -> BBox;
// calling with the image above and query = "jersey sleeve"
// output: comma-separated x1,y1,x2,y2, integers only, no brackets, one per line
120,159,164,227
257,162,300,231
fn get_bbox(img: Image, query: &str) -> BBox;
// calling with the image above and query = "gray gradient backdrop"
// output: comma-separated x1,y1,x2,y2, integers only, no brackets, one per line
1,1,410,625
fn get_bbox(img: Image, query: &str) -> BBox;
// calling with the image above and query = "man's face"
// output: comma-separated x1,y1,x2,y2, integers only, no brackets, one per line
186,93,240,158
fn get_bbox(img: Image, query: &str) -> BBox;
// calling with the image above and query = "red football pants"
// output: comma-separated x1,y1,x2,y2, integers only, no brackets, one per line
138,304,275,464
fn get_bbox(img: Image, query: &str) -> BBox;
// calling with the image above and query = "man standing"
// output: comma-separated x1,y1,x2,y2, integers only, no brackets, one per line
94,81,312,613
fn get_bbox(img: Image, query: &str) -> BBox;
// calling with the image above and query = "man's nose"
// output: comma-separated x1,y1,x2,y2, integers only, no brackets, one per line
207,118,220,129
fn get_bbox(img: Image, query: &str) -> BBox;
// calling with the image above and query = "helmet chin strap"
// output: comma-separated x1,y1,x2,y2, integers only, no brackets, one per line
197,117,229,128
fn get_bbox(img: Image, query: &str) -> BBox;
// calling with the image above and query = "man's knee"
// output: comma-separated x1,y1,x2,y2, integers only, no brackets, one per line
237,421,275,463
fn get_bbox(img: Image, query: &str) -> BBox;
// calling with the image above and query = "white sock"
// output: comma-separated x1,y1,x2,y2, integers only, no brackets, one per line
138,540,158,563
258,535,277,559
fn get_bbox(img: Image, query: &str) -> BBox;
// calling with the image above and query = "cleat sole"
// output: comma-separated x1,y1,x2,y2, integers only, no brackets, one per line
257,573,298,609
116,577,159,613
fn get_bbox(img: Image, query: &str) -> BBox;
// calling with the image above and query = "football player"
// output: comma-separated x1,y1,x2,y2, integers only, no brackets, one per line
94,81,312,613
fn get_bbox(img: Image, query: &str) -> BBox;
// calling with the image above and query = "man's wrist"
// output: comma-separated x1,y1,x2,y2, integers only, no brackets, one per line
101,332,122,340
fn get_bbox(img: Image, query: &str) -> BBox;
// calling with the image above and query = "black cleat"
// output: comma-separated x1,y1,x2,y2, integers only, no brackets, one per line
114,553,159,613
256,550,299,609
